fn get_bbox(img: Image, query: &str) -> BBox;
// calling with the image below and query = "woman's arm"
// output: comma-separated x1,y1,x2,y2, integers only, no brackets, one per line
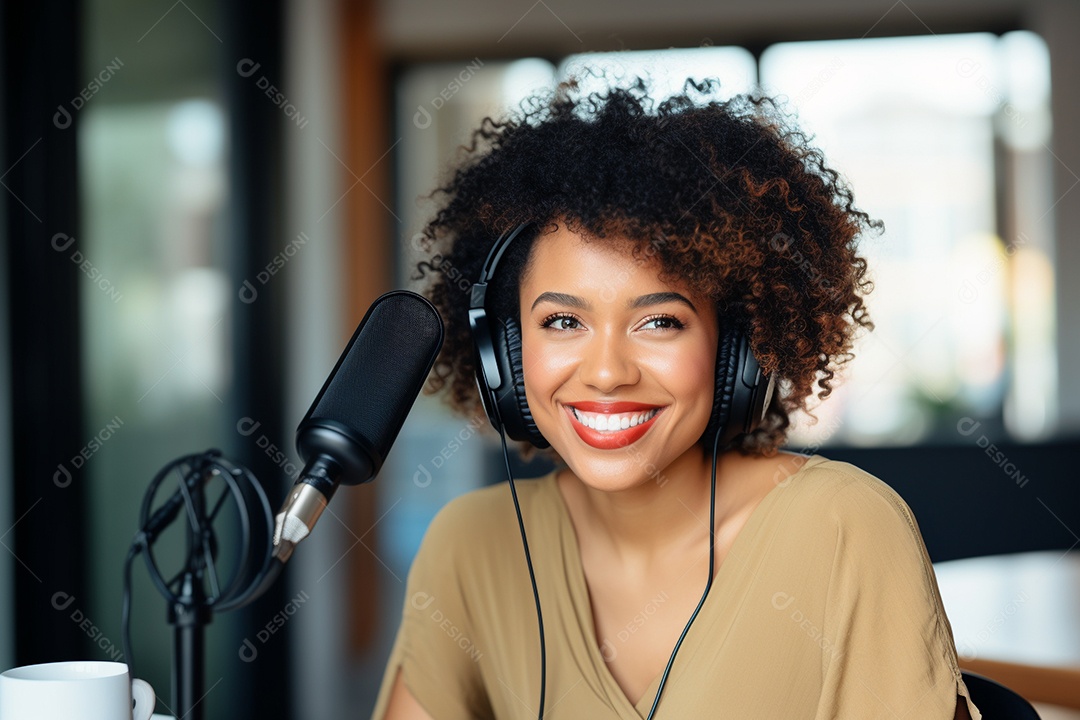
380,668,435,720
369,490,499,720
811,474,984,719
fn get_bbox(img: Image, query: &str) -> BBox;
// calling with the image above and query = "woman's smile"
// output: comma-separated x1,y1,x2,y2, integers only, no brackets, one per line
563,402,666,449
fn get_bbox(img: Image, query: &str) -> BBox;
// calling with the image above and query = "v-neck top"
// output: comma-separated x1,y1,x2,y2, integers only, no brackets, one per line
370,454,982,719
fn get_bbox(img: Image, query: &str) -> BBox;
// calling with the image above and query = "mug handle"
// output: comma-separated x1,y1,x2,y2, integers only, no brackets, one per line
131,678,156,720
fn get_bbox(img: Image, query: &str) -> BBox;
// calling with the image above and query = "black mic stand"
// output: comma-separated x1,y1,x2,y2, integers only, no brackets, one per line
126,291,443,719
170,571,210,720
127,450,276,720
170,464,211,720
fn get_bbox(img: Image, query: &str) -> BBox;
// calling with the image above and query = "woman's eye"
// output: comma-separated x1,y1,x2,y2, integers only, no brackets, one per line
640,315,684,331
541,314,581,330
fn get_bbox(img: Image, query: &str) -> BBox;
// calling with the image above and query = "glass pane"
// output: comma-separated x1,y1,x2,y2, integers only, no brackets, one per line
79,1,242,716
80,97,239,718
759,32,1055,447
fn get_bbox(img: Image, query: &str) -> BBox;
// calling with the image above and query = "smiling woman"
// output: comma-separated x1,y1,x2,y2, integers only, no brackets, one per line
372,77,981,720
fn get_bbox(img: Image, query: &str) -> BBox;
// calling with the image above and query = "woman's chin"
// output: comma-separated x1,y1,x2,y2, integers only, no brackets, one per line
549,430,715,494
556,452,672,494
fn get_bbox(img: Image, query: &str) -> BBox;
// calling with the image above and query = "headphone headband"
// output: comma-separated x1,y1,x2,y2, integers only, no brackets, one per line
469,223,534,332
478,222,533,286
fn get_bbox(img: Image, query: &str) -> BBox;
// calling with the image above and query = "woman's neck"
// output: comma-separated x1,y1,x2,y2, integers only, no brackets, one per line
557,446,761,571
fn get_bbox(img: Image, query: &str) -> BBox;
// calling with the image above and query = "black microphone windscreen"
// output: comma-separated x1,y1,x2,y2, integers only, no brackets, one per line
296,291,444,484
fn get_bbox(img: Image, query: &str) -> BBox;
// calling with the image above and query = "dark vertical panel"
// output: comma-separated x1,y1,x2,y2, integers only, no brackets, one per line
222,0,291,718
2,0,89,664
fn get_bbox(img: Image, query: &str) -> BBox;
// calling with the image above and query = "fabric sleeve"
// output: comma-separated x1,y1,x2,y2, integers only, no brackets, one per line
369,498,493,720
813,476,982,720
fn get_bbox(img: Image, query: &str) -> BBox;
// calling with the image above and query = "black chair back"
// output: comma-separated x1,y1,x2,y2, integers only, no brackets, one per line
962,671,1041,719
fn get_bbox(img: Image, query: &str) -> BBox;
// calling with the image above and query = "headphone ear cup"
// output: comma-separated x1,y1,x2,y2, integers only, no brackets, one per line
705,326,740,446
708,327,771,450
494,317,550,449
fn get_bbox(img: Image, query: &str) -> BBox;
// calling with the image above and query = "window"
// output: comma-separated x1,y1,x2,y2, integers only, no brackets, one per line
759,31,1054,447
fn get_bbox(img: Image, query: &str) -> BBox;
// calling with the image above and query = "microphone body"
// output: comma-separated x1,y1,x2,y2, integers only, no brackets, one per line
272,290,443,562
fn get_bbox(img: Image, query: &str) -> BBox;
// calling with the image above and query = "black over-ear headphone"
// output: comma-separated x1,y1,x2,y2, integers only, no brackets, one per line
468,222,775,451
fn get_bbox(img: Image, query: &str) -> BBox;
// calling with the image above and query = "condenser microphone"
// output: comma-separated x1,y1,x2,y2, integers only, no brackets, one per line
271,290,444,563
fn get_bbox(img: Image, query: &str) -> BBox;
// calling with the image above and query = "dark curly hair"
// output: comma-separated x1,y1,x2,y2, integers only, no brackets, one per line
412,75,880,457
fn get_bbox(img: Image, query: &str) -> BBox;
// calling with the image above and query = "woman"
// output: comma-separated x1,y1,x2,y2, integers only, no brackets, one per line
373,77,981,719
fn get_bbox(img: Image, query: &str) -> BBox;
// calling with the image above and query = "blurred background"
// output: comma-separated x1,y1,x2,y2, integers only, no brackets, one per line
2,0,1078,718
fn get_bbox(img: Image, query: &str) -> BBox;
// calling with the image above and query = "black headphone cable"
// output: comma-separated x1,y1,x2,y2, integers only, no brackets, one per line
500,428,723,720
500,429,548,720
643,432,721,719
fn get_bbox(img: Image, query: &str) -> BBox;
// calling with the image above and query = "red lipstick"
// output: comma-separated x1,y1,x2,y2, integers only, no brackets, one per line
562,403,664,450
566,401,663,413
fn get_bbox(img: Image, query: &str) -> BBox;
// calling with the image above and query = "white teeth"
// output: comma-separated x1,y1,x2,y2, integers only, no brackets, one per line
570,407,659,433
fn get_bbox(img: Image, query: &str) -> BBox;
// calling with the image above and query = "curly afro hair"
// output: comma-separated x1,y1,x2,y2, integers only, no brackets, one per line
412,75,880,457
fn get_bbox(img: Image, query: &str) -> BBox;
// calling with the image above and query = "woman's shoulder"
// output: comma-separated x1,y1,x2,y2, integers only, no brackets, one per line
780,453,923,539
420,473,558,552
769,454,942,607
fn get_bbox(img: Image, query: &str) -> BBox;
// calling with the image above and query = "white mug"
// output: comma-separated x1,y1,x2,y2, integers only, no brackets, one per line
0,660,155,720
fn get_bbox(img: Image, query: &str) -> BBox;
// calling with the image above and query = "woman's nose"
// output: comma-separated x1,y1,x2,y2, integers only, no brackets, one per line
576,328,640,393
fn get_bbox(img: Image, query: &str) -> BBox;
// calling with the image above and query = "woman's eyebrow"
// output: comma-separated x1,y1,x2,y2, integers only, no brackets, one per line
530,291,589,311
628,292,698,313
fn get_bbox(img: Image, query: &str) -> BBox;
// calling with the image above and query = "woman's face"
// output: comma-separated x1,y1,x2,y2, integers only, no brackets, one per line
519,225,719,492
